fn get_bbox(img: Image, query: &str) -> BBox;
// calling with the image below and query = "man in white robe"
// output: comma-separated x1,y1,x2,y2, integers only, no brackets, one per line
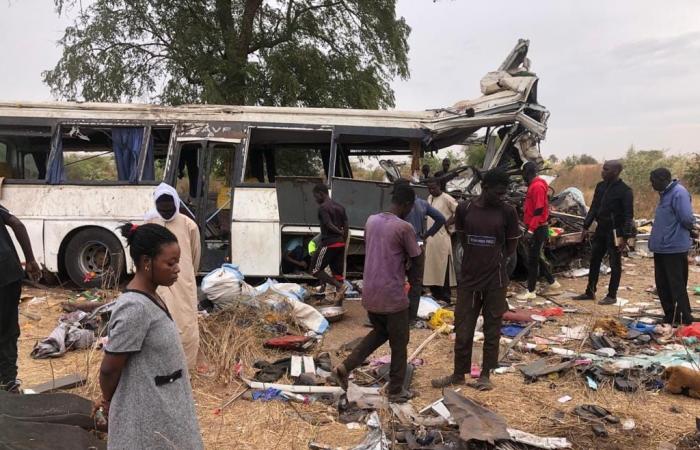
145,183,201,369
423,178,458,303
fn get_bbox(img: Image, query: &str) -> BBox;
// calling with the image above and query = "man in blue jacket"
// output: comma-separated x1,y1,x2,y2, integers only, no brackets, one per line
649,168,696,326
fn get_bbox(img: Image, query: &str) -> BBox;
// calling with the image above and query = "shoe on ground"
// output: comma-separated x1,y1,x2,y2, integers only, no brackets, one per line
516,290,537,301
597,295,617,305
387,387,414,403
334,284,348,304
539,281,562,296
573,292,595,301
331,364,349,391
431,373,466,388
1,379,21,393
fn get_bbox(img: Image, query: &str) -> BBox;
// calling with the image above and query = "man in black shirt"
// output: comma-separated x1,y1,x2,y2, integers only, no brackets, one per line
311,184,349,304
431,168,521,391
574,161,634,305
0,204,41,393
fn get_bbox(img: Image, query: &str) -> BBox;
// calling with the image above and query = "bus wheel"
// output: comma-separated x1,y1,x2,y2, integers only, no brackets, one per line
64,228,125,289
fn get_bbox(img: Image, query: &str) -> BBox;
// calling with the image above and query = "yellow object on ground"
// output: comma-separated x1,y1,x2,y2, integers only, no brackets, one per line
428,308,455,330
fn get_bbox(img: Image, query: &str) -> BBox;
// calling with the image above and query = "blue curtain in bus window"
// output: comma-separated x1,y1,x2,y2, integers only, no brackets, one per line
142,135,155,181
46,133,64,184
112,127,144,182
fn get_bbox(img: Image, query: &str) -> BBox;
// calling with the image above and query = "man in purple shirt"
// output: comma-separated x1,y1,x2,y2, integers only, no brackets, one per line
332,184,421,403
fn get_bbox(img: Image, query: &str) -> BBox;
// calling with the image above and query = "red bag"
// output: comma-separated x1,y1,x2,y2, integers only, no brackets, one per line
677,322,700,338
263,335,313,351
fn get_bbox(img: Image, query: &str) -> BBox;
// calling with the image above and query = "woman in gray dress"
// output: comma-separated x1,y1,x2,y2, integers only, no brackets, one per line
97,223,203,450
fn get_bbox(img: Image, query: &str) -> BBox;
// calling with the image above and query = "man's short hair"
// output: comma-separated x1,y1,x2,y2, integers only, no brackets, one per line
392,183,416,206
312,183,329,195
482,168,510,188
522,161,537,177
651,167,672,181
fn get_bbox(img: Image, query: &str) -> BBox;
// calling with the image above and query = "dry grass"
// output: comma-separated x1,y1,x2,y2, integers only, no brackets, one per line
16,257,700,449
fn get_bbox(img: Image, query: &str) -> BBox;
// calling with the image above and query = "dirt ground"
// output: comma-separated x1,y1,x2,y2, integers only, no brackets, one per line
15,255,700,450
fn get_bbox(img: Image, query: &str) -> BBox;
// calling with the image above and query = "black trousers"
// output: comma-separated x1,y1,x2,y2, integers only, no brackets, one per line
654,252,694,325
453,287,508,376
407,248,425,321
0,281,21,385
342,308,409,395
586,231,622,298
527,226,555,292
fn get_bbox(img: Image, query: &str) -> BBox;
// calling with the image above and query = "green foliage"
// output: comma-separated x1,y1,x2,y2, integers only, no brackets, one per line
683,154,700,193
465,143,487,168
275,148,324,178
64,153,118,181
547,154,559,164
563,153,598,168
45,1,410,108
621,146,685,201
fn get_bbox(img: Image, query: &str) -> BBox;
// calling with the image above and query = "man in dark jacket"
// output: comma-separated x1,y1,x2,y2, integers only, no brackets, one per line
649,168,696,325
574,160,634,305
0,205,41,393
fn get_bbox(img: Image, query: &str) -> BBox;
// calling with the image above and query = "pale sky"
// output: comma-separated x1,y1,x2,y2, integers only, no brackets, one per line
1,0,699,159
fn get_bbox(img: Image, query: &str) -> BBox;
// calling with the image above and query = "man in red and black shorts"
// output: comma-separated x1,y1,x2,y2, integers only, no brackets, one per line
311,184,349,304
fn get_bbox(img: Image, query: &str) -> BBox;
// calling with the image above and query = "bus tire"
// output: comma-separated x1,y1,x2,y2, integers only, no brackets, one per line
64,228,125,289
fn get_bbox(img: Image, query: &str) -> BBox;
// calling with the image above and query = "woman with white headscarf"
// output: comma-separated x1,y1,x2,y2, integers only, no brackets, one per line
145,183,201,369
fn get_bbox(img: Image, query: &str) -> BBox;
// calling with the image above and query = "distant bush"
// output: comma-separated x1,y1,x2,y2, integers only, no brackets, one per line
563,154,598,168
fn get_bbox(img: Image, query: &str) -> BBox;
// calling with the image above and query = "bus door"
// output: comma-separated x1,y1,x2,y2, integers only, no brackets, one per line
173,139,236,273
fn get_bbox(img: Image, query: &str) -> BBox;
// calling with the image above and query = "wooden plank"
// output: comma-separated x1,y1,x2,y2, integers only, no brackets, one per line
23,373,86,394
290,356,302,377
303,356,315,374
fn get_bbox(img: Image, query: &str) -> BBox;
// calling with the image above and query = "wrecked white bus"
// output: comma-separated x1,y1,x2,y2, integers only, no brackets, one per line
0,39,550,287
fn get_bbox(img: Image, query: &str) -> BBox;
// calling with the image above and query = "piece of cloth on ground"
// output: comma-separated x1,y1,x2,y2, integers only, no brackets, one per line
0,390,95,429
443,389,510,444
0,415,106,450
519,358,577,382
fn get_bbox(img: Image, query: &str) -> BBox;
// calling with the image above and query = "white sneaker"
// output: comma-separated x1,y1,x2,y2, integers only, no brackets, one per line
539,281,562,296
516,290,537,301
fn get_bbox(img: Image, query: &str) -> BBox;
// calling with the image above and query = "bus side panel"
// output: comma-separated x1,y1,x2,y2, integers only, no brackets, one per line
2,184,154,274
230,221,280,276
231,187,280,276
231,187,278,221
